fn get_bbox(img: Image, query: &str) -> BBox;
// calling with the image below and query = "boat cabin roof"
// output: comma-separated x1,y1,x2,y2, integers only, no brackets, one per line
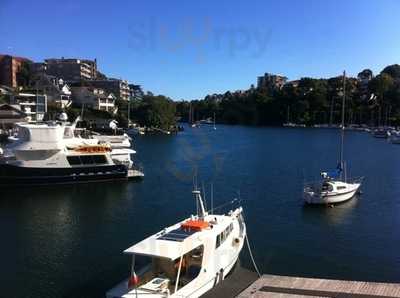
123,213,234,260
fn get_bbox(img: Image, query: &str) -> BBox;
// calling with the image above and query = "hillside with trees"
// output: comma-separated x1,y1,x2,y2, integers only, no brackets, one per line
177,64,400,127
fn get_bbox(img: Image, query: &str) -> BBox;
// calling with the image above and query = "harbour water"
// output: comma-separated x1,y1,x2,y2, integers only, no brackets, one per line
2,125,400,298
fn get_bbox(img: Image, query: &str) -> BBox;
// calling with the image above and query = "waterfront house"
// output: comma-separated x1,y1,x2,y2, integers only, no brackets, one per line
86,78,130,101
31,74,72,108
10,93,47,122
71,86,117,113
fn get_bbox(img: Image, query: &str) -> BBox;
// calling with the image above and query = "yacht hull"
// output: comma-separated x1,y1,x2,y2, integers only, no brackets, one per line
0,163,129,186
304,183,361,205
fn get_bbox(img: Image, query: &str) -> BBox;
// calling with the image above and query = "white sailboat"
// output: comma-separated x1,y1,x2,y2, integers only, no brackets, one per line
303,71,363,205
106,189,246,298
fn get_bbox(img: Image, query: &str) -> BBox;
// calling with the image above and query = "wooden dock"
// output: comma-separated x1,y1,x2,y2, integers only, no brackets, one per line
203,265,258,298
237,274,400,297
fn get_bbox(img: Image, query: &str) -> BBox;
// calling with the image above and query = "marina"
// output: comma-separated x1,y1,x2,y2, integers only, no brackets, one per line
238,274,400,297
3,1,400,297
2,125,400,297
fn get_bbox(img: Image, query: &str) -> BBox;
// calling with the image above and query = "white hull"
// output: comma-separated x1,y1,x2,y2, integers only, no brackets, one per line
304,182,361,205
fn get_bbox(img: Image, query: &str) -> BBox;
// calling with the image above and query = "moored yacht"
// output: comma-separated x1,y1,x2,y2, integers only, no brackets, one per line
106,189,246,298
303,71,363,205
0,120,143,186
304,171,363,204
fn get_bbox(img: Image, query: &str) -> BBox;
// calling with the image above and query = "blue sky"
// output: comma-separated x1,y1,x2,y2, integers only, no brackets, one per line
1,0,400,100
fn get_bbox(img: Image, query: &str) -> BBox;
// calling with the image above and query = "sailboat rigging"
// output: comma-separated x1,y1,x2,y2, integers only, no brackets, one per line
303,71,364,205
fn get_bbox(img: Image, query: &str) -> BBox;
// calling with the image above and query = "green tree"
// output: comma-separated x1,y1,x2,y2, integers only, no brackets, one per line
16,61,33,87
134,95,176,130
381,64,400,79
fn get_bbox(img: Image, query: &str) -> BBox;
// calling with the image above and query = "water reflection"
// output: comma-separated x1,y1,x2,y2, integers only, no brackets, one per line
301,196,359,226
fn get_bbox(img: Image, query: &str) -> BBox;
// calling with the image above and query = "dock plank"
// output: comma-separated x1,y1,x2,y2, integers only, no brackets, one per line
237,275,400,298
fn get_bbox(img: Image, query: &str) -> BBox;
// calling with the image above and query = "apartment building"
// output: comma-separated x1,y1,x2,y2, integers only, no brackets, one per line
257,73,288,90
44,58,98,81
87,79,130,101
0,54,32,88
10,93,47,122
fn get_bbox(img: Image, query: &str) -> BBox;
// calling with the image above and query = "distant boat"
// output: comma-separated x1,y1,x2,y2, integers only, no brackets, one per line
389,130,400,144
199,118,213,125
188,104,199,128
304,71,363,205
373,128,390,138
106,188,246,298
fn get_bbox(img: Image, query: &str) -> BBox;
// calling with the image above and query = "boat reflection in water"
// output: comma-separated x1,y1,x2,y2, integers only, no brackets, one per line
302,195,359,226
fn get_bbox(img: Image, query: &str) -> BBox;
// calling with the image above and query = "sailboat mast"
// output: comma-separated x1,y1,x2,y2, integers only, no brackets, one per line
188,103,192,124
340,71,346,176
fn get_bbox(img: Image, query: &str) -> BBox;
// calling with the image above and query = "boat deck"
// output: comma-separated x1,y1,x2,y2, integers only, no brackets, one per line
237,274,400,297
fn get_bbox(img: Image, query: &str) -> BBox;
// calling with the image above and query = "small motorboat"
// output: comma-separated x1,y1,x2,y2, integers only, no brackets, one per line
106,189,246,298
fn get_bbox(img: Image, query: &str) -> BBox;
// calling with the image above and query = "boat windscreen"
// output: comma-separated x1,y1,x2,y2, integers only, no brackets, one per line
157,228,197,242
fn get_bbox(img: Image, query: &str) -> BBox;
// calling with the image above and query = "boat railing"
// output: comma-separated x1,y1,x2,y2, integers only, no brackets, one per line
349,176,364,184
303,180,323,193
304,176,364,192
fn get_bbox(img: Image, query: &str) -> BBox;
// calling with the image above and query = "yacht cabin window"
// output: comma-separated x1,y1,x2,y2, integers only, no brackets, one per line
321,183,333,192
67,155,107,166
215,223,234,249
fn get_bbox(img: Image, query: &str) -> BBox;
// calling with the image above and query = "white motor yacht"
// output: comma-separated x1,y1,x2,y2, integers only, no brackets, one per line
106,189,246,298
0,120,143,186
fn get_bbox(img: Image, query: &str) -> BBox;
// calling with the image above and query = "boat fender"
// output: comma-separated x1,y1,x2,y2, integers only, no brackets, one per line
128,274,139,289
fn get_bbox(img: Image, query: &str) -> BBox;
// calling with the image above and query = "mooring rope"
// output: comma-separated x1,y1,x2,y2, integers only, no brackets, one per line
245,232,262,278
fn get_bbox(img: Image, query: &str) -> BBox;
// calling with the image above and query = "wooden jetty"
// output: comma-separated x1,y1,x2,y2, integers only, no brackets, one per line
203,265,258,298
237,274,400,297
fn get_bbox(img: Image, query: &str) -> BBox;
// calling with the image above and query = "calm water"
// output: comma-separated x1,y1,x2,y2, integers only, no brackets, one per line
2,125,400,297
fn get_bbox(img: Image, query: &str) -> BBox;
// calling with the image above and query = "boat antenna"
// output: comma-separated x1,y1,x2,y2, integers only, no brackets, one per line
193,189,207,219
236,189,242,206
202,182,207,211
339,70,346,179
80,103,85,120
192,167,198,190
